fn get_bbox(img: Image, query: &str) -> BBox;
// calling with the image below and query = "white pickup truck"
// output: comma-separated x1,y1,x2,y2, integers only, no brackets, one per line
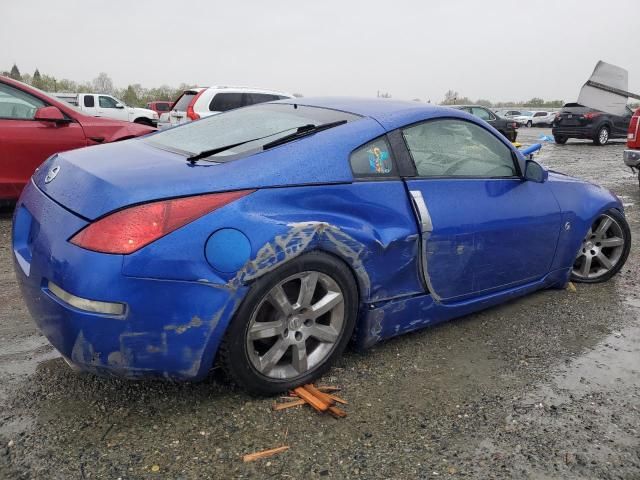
52,93,158,127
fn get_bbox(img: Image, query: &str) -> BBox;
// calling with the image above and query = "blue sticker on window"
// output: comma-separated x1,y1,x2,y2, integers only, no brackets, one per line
367,146,392,173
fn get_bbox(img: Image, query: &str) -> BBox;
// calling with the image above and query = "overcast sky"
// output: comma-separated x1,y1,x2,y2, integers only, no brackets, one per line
2,0,639,103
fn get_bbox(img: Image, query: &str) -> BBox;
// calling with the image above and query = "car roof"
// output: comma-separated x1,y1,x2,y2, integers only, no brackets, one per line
275,97,470,131
190,86,293,97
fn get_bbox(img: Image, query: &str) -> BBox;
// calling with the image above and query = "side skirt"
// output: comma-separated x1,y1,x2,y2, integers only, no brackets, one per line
353,267,570,349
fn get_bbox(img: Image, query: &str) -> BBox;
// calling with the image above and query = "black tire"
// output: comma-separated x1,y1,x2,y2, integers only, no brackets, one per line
526,120,532,128
134,118,154,127
219,251,358,395
571,208,631,284
593,125,610,146
554,135,568,144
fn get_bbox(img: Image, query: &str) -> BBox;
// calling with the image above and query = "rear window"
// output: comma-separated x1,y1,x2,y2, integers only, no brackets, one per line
173,91,197,112
84,95,95,108
209,92,245,112
145,103,360,161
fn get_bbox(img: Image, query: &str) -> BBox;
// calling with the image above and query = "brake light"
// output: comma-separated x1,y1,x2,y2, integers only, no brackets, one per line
629,114,639,142
186,89,205,121
70,190,254,254
583,112,601,120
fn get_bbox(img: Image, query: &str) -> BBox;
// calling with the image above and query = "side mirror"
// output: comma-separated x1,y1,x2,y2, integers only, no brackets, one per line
115,103,125,109
34,106,70,124
524,159,547,183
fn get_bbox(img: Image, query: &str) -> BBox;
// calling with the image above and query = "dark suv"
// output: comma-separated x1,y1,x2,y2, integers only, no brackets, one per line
451,105,519,142
552,103,633,146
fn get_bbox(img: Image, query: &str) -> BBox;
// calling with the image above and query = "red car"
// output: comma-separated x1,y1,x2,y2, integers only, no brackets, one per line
0,76,155,201
146,101,173,115
623,107,640,188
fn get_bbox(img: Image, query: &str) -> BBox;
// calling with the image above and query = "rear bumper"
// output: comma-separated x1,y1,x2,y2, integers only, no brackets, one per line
624,149,640,168
552,125,595,139
13,181,244,381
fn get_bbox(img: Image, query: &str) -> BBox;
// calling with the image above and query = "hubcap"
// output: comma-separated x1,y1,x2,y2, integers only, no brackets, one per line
246,271,344,379
573,214,625,280
599,128,608,143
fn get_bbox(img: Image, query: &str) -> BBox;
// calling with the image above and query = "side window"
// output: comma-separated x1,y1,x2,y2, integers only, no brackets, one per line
350,137,396,177
245,93,281,105
534,112,546,117
99,96,118,108
84,95,95,108
209,92,244,112
157,103,170,112
402,119,517,178
471,107,493,121
0,83,45,120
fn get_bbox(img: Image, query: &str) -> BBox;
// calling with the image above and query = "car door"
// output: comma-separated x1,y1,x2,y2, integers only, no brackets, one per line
0,82,87,199
97,95,128,121
401,118,562,302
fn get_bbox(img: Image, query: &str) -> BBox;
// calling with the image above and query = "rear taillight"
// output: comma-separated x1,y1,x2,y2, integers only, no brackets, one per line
70,190,254,254
629,114,639,142
583,112,602,120
186,89,206,121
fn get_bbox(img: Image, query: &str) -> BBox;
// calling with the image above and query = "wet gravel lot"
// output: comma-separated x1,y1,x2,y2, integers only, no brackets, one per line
1,128,639,479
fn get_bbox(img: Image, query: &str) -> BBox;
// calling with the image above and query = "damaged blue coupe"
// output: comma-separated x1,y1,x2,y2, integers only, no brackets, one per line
13,98,631,394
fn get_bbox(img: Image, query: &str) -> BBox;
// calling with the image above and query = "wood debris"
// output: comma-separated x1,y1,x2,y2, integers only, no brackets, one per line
242,445,290,462
272,385,348,418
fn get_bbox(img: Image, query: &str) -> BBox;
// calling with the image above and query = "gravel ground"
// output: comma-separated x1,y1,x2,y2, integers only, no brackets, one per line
0,128,639,479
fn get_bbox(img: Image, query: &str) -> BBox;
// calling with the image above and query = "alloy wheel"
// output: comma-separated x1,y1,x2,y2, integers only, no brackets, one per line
246,271,345,379
598,127,609,145
572,214,625,280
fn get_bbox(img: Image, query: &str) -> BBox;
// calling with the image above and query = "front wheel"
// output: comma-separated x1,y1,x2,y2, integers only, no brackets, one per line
219,251,358,395
526,120,532,128
571,209,631,283
593,126,610,146
554,135,568,144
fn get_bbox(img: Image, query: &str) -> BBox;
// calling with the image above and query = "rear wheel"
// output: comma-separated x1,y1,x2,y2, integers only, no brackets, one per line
571,209,630,283
526,120,532,128
593,126,610,146
219,251,358,395
554,135,568,144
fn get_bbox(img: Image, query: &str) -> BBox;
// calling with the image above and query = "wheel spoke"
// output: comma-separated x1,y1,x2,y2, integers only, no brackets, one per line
309,291,343,319
595,217,612,237
596,252,613,270
296,272,319,308
291,342,308,373
268,285,293,317
579,255,592,277
600,237,623,248
248,321,283,341
308,324,339,343
259,338,289,373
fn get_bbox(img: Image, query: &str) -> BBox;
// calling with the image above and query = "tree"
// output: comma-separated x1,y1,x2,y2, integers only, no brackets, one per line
526,97,545,107
92,72,114,94
121,85,138,107
441,90,458,105
32,68,43,89
9,64,21,80
476,98,493,107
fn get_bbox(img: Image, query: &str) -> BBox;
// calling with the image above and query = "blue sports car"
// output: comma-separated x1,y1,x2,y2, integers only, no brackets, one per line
13,98,631,394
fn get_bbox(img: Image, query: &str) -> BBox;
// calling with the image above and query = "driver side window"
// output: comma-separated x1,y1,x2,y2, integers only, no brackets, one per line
99,96,118,108
0,83,45,120
402,119,517,178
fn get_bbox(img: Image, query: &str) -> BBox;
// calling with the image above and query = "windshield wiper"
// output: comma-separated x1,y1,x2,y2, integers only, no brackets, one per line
186,126,301,163
262,120,348,150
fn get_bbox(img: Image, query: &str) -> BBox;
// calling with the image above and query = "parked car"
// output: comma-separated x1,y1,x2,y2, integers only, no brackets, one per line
511,111,536,127
0,76,154,201
166,86,294,127
53,93,158,127
14,98,630,394
623,107,640,187
451,105,519,142
146,101,172,115
552,103,633,145
495,109,523,120
530,111,556,127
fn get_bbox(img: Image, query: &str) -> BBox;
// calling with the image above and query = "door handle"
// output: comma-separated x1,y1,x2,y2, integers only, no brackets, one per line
409,190,433,233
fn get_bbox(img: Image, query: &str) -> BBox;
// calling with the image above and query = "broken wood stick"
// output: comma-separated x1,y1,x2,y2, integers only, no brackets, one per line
327,393,348,405
302,385,347,418
242,445,290,462
272,399,306,411
293,386,331,412
328,405,347,418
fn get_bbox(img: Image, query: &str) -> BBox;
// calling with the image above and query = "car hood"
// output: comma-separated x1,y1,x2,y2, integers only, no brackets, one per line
32,117,384,220
77,115,155,141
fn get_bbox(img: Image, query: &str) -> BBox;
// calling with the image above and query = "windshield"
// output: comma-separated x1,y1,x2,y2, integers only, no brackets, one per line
145,103,360,160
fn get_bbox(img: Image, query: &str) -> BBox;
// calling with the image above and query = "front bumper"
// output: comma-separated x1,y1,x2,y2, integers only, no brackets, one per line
623,149,640,168
13,181,244,381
